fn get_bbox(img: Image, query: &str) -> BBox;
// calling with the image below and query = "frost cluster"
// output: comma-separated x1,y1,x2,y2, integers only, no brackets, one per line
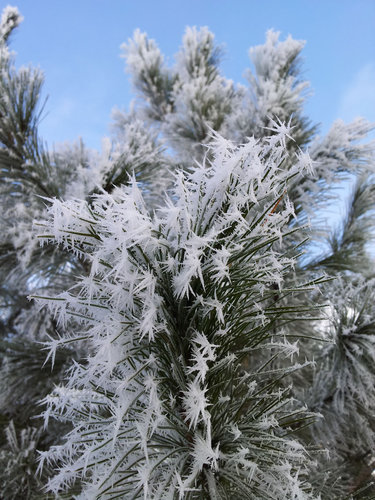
35,127,317,498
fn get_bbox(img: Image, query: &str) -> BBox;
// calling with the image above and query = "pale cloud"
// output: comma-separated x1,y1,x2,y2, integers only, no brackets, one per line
338,63,375,123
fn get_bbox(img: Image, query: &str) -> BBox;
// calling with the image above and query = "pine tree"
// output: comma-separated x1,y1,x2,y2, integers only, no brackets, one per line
1,7,375,499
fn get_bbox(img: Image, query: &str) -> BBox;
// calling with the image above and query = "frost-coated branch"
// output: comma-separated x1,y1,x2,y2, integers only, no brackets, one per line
35,127,319,499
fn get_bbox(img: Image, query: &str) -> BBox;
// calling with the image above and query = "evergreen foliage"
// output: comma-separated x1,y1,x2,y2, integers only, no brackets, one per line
1,6,375,499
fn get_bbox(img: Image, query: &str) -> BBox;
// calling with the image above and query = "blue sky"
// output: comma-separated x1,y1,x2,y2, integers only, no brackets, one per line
5,0,375,150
